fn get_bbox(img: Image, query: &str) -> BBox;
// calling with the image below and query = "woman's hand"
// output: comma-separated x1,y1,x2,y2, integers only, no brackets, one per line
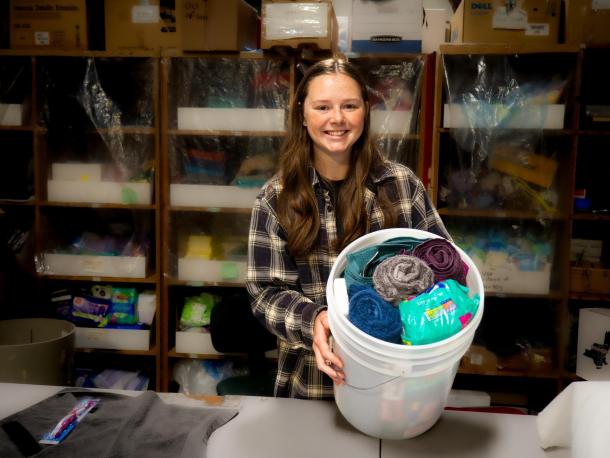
313,310,345,385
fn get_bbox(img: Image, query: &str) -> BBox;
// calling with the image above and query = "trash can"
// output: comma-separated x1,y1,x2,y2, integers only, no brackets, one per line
0,318,75,386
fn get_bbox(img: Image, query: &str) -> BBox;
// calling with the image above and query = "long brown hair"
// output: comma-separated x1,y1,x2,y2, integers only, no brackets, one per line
277,58,395,257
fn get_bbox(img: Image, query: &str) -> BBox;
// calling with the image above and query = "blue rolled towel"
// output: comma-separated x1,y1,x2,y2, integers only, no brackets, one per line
347,285,402,344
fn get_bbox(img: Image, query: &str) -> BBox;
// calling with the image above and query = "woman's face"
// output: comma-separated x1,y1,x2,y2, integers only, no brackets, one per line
302,73,365,169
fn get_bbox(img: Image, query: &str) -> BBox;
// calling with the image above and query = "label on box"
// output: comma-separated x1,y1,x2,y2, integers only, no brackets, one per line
132,5,159,23
525,23,549,36
492,7,527,30
264,3,328,40
592,0,610,10
34,31,50,45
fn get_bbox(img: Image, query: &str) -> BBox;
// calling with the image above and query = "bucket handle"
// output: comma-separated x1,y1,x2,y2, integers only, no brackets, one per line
330,335,413,382
330,335,460,392
342,375,402,391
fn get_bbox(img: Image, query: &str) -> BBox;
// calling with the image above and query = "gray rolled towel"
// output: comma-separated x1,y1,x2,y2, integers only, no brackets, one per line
372,254,435,303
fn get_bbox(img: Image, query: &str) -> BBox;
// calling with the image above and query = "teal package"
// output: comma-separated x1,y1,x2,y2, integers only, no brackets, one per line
109,287,138,325
399,279,479,345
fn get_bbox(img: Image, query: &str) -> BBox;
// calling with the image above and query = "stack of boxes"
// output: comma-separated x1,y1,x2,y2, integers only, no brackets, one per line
6,0,610,52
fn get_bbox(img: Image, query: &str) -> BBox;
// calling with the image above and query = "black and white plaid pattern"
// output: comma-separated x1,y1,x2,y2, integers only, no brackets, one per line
247,161,450,399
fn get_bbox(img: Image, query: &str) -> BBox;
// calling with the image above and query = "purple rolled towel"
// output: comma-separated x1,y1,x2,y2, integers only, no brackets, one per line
412,238,467,285
372,255,435,303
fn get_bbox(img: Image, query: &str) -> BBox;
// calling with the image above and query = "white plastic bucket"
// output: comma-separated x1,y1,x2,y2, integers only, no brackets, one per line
326,228,484,439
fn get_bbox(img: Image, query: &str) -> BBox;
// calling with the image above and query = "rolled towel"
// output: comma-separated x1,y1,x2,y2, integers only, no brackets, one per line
372,255,435,303
344,236,426,294
348,285,402,344
412,238,467,285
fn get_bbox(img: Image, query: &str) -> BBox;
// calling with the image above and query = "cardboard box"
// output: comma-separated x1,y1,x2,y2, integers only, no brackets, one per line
564,0,610,46
10,0,87,50
351,0,423,53
450,0,560,45
261,0,338,51
182,0,258,52
577,308,610,380
105,0,180,52
570,267,610,294
461,345,499,372
489,146,559,189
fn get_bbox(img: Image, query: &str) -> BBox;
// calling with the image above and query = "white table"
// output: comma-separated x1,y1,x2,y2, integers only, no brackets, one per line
0,383,568,457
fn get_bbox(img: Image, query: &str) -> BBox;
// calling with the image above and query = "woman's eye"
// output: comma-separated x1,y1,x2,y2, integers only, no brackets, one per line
316,105,329,112
344,104,359,110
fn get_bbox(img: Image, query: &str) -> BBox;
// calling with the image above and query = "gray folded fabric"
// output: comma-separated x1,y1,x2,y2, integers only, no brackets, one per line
0,388,238,458
372,254,435,303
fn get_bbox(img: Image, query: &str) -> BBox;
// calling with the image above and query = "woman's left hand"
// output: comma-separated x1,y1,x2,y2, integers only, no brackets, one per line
313,310,345,385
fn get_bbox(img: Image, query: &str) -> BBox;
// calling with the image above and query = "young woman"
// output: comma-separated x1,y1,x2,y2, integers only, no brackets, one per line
247,58,449,399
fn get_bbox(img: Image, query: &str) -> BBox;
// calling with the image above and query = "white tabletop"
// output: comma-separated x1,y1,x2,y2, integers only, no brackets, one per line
0,383,569,458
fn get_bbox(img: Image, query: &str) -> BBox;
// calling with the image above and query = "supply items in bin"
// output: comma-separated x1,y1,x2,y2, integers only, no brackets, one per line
173,359,248,396
52,285,155,329
347,284,402,344
399,280,480,345
450,224,553,295
75,368,149,391
343,235,479,345
179,293,219,330
372,255,435,303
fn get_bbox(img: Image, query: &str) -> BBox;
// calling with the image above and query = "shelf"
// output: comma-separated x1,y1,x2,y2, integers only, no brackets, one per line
39,273,158,284
438,127,575,135
76,345,158,356
35,126,155,135
487,291,563,300
0,125,34,132
166,279,246,288
440,43,580,55
458,367,560,379
438,208,564,220
40,201,156,210
569,292,610,302
572,213,610,221
168,129,286,137
168,348,240,360
0,49,159,58
577,130,610,136
169,205,252,214
0,198,35,206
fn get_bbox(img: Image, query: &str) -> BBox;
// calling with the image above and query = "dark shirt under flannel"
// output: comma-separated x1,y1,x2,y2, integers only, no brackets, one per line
246,161,450,399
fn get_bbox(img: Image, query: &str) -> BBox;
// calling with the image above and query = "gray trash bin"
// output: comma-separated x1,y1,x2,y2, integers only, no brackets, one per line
0,318,75,386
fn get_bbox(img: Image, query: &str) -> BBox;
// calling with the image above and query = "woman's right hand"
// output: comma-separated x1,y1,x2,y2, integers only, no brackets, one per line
313,310,345,385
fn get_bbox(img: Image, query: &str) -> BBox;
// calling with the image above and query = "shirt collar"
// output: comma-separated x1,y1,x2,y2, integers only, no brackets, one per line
308,160,395,189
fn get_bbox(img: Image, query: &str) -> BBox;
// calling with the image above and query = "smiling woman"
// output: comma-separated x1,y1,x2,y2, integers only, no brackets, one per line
303,73,365,180
246,58,450,400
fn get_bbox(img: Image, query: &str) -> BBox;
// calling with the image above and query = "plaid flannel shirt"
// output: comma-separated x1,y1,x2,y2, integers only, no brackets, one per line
246,161,450,399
